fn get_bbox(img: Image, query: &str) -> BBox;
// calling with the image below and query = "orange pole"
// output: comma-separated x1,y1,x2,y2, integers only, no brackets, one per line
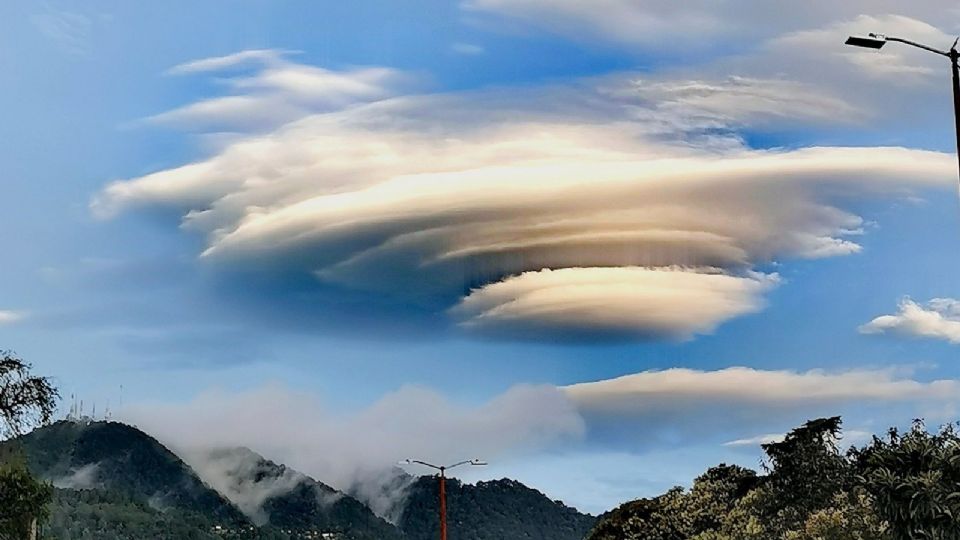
439,468,447,540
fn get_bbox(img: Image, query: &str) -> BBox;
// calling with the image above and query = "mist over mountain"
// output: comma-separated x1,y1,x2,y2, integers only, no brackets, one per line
4,420,596,539
188,446,403,539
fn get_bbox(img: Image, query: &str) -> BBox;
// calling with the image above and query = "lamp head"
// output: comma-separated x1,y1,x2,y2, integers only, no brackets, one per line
845,35,886,49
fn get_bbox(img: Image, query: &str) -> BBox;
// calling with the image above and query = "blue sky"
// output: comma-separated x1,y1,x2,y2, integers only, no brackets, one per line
5,0,960,515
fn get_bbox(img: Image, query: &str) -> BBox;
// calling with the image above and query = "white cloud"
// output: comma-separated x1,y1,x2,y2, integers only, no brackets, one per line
860,297,960,343
0,310,25,325
562,366,960,452
564,366,960,408
564,367,960,430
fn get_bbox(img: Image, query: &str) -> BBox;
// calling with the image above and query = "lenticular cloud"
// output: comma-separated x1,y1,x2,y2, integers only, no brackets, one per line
93,51,954,340
453,267,778,340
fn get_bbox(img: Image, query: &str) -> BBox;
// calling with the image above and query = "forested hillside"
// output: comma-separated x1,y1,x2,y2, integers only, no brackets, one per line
6,421,247,526
399,476,595,540
199,447,403,539
587,417,960,540
4,420,597,540
16,415,960,539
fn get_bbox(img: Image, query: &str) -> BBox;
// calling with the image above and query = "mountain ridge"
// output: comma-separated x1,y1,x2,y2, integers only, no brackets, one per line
5,420,596,540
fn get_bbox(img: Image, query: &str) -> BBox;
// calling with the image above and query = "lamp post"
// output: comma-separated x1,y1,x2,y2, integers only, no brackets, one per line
845,33,960,182
400,459,487,540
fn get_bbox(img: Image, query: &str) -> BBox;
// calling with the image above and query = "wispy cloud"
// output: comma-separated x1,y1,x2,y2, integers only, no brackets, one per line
0,310,26,325
451,42,485,55
462,0,960,54
722,433,785,447
146,50,413,131
30,4,93,55
723,428,873,448
165,49,290,75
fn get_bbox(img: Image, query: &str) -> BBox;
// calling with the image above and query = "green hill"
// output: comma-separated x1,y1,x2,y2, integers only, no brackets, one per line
43,488,269,540
5,420,247,526
398,476,595,540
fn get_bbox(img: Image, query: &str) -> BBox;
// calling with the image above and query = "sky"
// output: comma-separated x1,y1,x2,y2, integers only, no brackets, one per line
4,0,960,516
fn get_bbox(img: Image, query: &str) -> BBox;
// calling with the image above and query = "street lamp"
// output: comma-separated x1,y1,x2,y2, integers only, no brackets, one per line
845,32,960,181
400,458,487,540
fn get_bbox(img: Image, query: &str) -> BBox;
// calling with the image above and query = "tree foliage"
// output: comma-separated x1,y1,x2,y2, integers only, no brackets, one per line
759,416,853,534
587,417,907,540
42,488,290,540
0,351,58,439
0,352,57,539
0,457,53,540
853,421,960,540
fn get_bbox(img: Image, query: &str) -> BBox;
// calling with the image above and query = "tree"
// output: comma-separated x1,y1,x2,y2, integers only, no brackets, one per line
0,457,53,540
785,489,888,540
0,351,58,540
587,487,690,540
0,351,58,439
591,417,874,540
685,464,760,535
853,421,960,540
760,417,852,534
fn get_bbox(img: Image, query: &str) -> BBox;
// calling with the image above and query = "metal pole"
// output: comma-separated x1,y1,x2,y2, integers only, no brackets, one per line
439,467,447,540
951,47,960,184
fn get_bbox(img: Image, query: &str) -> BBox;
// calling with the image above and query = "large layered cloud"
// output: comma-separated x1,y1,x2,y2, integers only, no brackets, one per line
860,297,960,343
93,11,955,341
